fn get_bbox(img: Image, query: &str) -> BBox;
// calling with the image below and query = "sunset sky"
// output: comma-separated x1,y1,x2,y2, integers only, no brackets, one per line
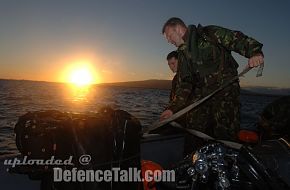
0,0,290,88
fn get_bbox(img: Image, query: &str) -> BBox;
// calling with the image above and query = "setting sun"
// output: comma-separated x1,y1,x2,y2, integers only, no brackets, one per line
61,61,100,86
69,68,93,86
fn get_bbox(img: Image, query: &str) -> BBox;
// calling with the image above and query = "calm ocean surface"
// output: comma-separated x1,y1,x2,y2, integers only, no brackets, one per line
0,79,279,157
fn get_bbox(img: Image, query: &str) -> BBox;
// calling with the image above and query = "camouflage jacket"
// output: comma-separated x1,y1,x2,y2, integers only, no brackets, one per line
169,74,178,104
168,24,264,113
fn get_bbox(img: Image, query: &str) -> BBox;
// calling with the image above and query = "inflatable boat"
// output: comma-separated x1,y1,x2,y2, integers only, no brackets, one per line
0,109,289,190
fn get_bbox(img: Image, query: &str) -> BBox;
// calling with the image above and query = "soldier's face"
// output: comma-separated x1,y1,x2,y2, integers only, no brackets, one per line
168,57,178,73
164,26,184,47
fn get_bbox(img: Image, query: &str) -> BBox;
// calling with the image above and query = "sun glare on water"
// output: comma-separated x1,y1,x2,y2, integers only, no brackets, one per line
61,61,100,103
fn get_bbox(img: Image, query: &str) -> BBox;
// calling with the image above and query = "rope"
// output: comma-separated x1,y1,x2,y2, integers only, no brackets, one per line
170,121,243,150
146,65,261,133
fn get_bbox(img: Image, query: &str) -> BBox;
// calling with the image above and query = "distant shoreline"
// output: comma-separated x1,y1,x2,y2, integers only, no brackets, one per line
0,78,288,97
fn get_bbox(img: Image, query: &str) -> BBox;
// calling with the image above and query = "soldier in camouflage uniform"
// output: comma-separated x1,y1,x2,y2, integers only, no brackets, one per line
164,51,188,128
160,17,264,141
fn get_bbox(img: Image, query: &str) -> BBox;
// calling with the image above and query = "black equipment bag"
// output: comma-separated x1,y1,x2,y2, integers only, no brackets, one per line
13,108,142,190
238,138,290,190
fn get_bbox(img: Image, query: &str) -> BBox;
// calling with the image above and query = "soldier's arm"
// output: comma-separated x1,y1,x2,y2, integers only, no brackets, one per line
167,61,193,113
169,75,178,104
207,25,263,58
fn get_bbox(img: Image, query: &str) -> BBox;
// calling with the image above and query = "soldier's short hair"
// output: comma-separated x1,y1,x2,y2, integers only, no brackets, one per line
162,17,187,34
167,51,178,60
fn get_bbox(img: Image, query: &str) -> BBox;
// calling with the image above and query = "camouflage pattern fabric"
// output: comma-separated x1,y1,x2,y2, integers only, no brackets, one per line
167,24,263,141
167,74,187,127
169,74,178,103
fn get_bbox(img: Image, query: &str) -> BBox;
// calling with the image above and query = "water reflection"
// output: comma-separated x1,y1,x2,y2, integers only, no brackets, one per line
66,84,94,103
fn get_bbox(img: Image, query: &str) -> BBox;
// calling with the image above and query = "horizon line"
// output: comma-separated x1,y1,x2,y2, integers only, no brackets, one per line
0,77,289,89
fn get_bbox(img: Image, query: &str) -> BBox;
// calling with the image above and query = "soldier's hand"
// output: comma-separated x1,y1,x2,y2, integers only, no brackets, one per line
160,110,173,121
248,54,264,68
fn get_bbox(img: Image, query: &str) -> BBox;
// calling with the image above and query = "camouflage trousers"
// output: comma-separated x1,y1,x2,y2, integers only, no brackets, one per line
185,82,240,141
